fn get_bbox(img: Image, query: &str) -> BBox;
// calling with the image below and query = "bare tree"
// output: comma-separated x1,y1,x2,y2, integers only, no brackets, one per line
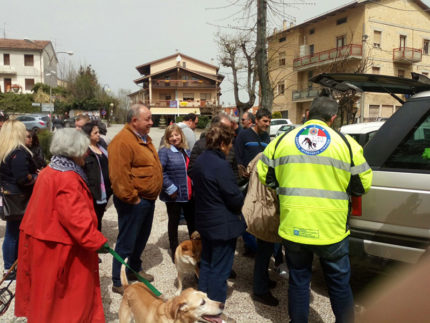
218,33,257,119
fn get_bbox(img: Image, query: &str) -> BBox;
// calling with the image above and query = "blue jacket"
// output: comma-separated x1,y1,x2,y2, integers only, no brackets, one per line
190,149,246,241
158,145,191,202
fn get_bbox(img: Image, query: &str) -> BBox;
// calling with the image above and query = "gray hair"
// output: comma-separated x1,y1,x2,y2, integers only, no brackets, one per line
126,104,147,123
308,96,339,122
50,128,90,158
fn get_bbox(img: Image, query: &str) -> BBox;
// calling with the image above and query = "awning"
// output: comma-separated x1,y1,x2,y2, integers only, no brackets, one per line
150,107,200,115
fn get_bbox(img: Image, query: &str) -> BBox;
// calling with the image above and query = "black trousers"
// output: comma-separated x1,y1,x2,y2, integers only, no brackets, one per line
165,200,195,254
93,202,107,231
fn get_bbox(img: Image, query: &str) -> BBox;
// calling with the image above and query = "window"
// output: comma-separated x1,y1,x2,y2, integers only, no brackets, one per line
183,93,194,101
24,54,34,66
373,31,382,48
4,78,11,92
398,69,405,78
279,36,286,43
309,28,315,35
25,79,35,91
307,71,314,88
200,93,211,100
309,44,314,56
336,35,346,48
182,62,186,68
424,39,430,55
277,82,285,95
384,113,430,170
372,66,381,74
400,35,407,48
3,54,10,65
369,105,380,119
279,51,286,66
336,17,347,25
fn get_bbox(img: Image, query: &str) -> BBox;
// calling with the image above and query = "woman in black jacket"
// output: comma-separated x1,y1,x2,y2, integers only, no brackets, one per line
25,129,46,170
0,120,37,279
189,124,246,306
82,121,112,231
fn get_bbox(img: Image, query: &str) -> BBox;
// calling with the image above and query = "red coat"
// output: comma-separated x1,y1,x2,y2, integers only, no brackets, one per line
15,167,107,323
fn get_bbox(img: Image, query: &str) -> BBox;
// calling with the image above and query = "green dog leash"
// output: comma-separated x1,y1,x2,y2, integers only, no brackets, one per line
103,243,162,297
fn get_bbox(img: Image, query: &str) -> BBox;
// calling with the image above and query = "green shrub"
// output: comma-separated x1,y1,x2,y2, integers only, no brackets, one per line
272,111,282,119
37,129,53,162
197,116,210,129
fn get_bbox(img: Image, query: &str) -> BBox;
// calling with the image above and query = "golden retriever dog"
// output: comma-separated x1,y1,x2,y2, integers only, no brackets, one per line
175,231,202,295
118,264,224,323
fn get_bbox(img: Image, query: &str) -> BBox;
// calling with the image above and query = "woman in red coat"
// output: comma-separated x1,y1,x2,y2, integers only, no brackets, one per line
15,128,108,323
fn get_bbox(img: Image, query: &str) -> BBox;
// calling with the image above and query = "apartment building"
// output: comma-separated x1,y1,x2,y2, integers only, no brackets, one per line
268,0,430,123
130,53,223,117
0,39,57,94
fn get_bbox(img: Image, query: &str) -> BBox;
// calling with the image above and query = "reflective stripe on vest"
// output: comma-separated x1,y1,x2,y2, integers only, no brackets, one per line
276,187,349,200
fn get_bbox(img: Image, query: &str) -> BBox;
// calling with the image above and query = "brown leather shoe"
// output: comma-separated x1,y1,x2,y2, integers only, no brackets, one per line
112,285,124,295
127,270,154,282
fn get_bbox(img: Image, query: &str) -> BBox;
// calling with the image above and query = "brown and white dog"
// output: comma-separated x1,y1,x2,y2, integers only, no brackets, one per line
118,263,224,323
174,231,202,295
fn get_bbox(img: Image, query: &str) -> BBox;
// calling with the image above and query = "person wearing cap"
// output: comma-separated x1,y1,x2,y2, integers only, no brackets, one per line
257,96,373,322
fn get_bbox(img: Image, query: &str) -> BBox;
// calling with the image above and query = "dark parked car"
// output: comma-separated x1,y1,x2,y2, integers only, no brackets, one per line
311,72,430,264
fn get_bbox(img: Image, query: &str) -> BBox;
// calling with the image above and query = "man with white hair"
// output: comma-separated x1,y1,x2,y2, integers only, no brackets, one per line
108,104,162,295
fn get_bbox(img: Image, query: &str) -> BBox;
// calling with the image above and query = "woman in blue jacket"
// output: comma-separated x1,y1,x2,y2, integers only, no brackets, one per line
158,124,195,260
189,124,246,304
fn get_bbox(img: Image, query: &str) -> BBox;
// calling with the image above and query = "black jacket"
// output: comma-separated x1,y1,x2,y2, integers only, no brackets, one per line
189,149,246,241
83,149,112,202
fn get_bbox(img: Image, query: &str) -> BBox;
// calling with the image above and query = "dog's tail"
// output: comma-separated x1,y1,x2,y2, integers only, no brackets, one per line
120,263,129,288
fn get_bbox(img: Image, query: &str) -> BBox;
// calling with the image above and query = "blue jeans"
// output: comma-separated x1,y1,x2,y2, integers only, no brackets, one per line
112,196,155,287
198,237,236,303
284,237,354,323
2,220,21,270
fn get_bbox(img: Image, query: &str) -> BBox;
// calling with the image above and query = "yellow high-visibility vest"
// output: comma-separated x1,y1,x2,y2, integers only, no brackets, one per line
257,119,373,245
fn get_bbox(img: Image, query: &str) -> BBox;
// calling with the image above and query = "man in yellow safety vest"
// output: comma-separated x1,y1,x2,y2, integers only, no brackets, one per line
258,95,372,322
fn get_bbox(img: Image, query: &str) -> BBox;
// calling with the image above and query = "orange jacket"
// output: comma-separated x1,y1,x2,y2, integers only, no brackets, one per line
108,124,162,203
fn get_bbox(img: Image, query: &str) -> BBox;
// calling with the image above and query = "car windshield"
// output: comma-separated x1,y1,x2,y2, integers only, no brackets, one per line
271,120,287,125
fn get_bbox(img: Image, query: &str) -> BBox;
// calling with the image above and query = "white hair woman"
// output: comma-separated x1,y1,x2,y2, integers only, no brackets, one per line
14,128,108,322
0,120,37,280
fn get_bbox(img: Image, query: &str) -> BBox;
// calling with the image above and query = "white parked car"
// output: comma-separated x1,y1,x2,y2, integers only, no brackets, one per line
269,118,292,137
340,121,385,146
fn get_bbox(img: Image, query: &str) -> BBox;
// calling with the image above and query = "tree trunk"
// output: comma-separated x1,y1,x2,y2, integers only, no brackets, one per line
256,0,273,112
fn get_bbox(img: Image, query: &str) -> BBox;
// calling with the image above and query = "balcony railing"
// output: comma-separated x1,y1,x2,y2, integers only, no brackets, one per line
141,99,217,108
393,47,422,63
151,79,216,89
292,88,320,101
0,65,17,75
293,44,362,70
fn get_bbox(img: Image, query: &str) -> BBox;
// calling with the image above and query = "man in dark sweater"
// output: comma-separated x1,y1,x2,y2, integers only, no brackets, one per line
234,109,271,178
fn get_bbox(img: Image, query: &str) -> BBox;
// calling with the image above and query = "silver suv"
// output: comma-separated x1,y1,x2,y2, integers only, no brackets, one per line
312,72,430,264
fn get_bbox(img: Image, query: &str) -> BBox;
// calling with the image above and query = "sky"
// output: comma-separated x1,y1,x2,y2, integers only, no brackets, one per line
1,0,429,105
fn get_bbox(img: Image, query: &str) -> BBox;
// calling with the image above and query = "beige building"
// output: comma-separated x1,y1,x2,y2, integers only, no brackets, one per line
268,0,430,123
130,53,223,118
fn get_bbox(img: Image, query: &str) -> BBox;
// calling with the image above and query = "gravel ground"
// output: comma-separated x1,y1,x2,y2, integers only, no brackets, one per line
0,125,335,322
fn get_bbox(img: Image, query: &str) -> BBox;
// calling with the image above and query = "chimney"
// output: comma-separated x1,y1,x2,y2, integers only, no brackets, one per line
290,22,294,28
283,20,287,30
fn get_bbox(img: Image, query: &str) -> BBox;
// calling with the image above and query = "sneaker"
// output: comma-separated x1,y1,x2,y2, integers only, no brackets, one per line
275,263,289,279
127,270,154,282
112,285,124,295
3,270,16,281
252,291,279,306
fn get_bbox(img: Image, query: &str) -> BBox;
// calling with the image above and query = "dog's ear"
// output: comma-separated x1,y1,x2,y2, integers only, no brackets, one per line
170,299,188,318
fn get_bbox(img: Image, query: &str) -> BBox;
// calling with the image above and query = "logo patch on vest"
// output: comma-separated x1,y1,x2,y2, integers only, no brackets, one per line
293,227,319,239
295,125,331,155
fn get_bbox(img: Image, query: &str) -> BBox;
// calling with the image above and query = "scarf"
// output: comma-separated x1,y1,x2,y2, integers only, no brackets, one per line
49,155,88,184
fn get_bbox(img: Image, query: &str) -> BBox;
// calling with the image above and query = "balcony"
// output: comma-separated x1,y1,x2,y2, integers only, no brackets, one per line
393,47,422,64
151,79,216,89
292,88,320,102
142,99,218,108
293,44,362,71
0,65,17,75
